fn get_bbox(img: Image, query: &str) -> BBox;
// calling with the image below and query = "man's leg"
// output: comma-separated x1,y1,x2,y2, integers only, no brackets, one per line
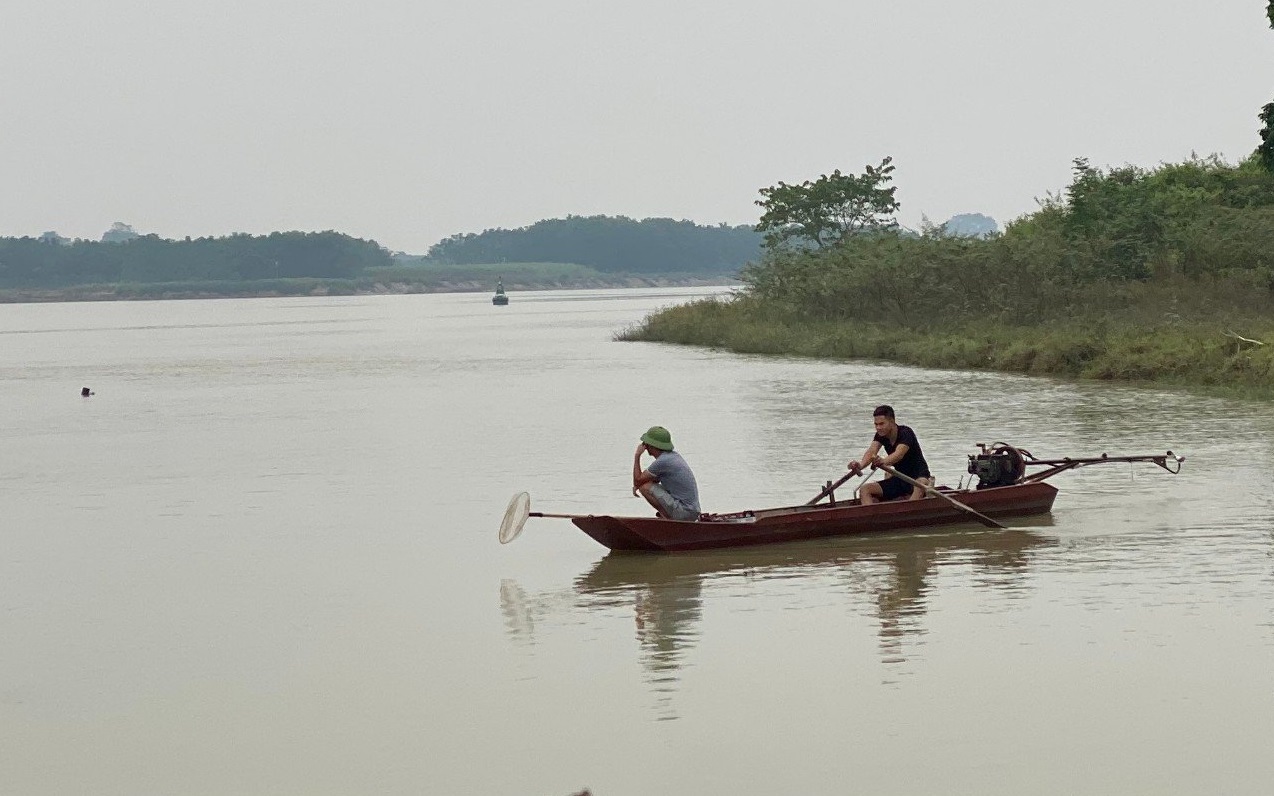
908,477,932,501
872,477,913,503
638,482,668,517
860,482,884,505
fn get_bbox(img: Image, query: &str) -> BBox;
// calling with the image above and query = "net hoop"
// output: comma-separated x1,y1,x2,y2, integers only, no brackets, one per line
498,492,532,544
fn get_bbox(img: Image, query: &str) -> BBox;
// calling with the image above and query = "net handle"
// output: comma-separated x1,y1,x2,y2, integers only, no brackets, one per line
497,493,591,544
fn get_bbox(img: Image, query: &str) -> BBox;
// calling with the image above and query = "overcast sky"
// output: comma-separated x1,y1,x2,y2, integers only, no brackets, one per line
4,1,1272,253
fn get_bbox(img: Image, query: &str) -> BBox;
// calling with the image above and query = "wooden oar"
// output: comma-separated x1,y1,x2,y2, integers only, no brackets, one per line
875,464,1005,529
805,469,864,505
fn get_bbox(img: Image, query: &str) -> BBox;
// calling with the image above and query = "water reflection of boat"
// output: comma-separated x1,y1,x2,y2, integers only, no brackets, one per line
497,524,1056,719
574,523,1057,680
491,277,509,305
576,523,1054,597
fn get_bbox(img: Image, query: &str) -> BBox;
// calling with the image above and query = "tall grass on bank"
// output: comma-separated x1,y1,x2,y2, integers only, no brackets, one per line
618,291,1274,398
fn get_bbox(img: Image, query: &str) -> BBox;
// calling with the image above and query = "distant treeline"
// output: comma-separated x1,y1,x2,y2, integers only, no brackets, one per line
0,232,391,289
0,217,760,292
425,215,763,274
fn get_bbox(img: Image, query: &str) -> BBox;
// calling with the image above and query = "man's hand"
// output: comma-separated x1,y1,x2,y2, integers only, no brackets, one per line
847,461,862,475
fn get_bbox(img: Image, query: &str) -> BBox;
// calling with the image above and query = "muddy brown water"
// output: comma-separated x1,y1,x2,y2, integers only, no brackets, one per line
2,289,1272,795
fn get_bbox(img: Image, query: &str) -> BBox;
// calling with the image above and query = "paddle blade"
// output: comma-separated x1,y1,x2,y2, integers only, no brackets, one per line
498,492,532,544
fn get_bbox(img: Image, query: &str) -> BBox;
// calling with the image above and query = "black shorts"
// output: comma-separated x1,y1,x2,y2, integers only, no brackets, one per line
879,476,922,501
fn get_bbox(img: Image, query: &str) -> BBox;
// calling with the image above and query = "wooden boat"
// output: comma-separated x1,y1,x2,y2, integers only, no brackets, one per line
572,481,1058,552
500,444,1184,553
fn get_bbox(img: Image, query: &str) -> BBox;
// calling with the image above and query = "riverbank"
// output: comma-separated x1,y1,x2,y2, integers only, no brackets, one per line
626,155,1274,400
618,295,1274,399
0,274,738,304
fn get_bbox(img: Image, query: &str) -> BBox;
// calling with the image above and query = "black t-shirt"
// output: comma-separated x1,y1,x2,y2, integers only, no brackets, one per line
875,424,931,479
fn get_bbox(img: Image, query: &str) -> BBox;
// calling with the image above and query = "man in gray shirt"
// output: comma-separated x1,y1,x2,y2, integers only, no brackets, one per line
632,426,701,520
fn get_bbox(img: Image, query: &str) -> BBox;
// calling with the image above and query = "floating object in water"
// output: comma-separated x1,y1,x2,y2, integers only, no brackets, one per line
81,387,94,397
492,277,509,306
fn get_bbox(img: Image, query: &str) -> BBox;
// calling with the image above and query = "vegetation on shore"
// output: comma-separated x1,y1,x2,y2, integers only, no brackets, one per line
0,231,393,287
426,215,763,274
0,226,738,303
0,262,734,304
620,155,1274,398
365,260,731,288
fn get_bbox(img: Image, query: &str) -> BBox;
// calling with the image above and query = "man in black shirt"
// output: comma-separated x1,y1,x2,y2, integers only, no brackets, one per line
849,404,932,504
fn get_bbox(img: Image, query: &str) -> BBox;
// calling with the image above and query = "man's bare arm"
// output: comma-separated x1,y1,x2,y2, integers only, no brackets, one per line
850,440,883,473
874,442,910,469
633,444,656,494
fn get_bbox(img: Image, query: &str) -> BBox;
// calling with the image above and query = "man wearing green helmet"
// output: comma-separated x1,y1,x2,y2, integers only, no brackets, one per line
632,426,701,520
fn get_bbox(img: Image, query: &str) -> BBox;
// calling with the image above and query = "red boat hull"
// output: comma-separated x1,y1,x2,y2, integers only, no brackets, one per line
571,481,1059,552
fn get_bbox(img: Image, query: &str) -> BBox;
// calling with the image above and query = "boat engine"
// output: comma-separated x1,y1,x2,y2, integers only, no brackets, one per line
968,443,1026,489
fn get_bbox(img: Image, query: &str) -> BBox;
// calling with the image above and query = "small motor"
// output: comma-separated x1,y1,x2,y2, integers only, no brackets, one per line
967,444,1025,489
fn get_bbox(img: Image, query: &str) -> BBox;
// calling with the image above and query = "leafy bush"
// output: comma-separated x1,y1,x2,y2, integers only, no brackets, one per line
628,155,1274,395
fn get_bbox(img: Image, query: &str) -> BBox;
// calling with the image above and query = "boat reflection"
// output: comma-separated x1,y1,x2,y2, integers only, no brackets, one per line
501,519,1056,717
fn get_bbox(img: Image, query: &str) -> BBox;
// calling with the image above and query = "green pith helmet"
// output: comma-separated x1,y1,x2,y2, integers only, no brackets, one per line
641,426,674,451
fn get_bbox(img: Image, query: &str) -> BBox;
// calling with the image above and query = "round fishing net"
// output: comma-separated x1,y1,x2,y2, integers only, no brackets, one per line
498,492,532,544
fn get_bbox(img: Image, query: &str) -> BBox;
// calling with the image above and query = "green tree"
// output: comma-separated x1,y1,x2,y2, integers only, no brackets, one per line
754,157,901,250
1261,3,1274,171
1260,102,1274,173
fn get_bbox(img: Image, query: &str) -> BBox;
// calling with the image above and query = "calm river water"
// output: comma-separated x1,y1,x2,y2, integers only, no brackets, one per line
2,289,1272,796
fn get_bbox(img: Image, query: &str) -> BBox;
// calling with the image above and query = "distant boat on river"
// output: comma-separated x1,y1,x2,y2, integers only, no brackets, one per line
492,278,509,306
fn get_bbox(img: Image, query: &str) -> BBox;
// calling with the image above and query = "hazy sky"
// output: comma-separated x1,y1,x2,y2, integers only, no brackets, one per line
5,1,1273,253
